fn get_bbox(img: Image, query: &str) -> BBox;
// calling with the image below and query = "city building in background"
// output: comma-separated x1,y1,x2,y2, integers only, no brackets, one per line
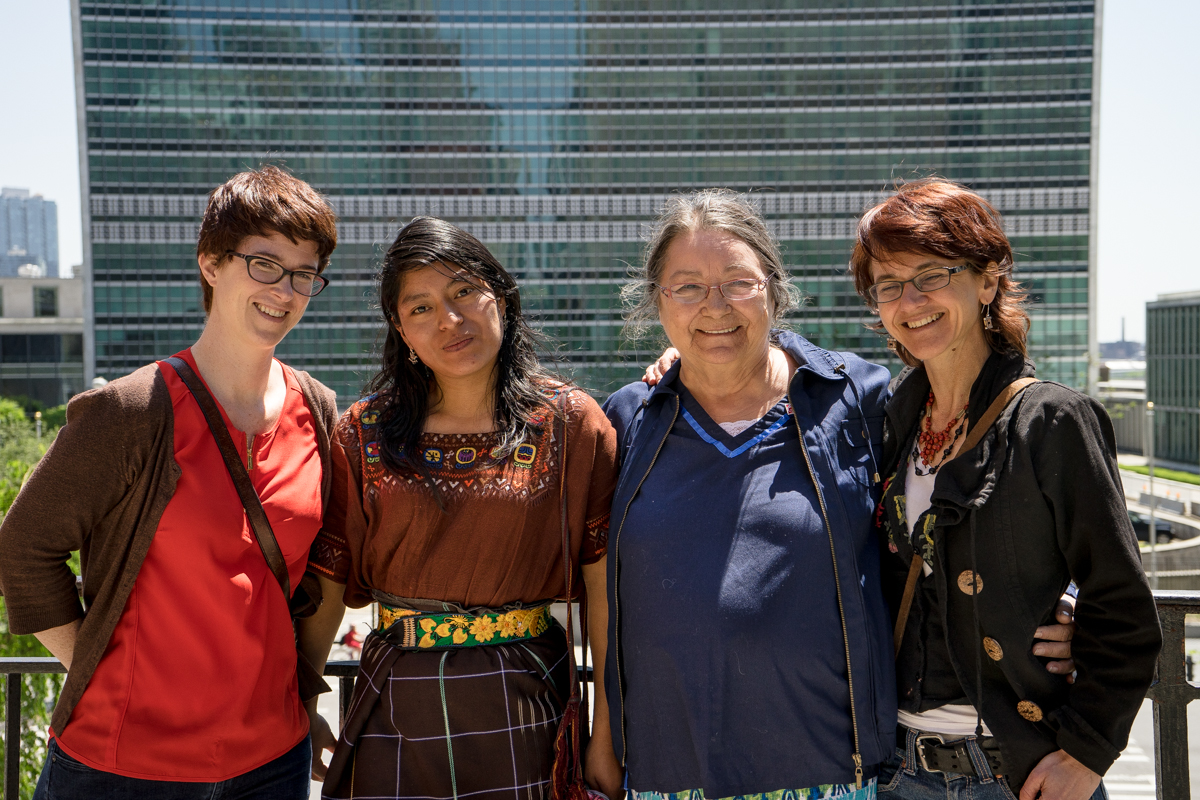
73,1,1100,400
1146,290,1200,468
1,188,60,279
1097,356,1145,456
0,275,85,405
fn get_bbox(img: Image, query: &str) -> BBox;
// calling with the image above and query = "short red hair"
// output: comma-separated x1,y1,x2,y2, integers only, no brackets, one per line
848,178,1029,367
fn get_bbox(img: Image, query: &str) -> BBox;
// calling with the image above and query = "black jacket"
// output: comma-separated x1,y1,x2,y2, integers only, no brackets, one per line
878,349,1161,791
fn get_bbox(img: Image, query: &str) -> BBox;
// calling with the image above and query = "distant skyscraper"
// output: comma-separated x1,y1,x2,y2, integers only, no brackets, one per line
1146,291,1200,466
0,188,59,278
74,1,1099,397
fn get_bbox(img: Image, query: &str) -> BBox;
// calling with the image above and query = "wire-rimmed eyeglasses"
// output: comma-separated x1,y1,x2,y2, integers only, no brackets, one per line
227,251,330,297
657,278,768,304
867,266,967,304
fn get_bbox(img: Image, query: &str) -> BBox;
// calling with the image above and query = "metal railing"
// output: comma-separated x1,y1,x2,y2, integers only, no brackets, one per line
1146,590,1200,800
3,591,1198,800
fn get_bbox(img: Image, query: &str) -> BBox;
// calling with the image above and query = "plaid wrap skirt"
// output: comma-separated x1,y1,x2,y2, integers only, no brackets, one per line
321,621,570,799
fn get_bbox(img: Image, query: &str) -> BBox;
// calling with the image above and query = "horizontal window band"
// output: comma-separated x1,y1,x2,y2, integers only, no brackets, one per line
87,214,1091,245
89,187,1090,221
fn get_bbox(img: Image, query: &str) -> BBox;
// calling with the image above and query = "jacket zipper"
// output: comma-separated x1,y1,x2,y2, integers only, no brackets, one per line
246,433,254,472
789,387,864,789
612,394,680,767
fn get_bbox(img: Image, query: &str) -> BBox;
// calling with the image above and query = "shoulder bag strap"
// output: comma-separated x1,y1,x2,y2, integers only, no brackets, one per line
163,356,292,600
892,376,1038,659
558,392,584,701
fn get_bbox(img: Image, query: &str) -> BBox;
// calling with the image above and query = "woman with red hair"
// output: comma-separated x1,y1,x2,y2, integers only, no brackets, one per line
850,179,1159,800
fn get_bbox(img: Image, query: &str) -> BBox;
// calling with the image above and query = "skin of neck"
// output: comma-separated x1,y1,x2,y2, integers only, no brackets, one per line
921,323,993,428
678,339,793,423
189,319,281,428
425,364,500,433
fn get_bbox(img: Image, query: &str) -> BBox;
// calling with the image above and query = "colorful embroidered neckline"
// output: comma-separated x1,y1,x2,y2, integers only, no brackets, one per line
680,405,792,459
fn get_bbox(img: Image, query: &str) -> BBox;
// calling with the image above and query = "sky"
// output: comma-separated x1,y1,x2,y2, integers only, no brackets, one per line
1,1,1196,343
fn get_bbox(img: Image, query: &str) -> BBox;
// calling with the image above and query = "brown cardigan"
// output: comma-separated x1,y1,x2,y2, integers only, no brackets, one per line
0,361,337,735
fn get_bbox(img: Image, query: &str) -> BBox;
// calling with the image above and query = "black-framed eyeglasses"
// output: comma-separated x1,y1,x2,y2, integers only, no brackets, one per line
867,265,968,304
657,278,768,304
227,251,329,297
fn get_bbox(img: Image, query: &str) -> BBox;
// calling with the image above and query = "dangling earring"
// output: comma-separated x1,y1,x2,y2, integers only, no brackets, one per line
408,347,419,364
982,303,996,332
886,336,899,353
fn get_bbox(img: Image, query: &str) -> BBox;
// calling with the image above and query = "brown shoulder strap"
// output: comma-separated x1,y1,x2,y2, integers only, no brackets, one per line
892,376,1038,660
959,377,1039,454
893,555,925,659
163,356,292,600
557,391,587,706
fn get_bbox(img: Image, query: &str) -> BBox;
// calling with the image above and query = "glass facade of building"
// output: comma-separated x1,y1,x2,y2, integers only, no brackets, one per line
75,1,1098,400
1146,293,1200,466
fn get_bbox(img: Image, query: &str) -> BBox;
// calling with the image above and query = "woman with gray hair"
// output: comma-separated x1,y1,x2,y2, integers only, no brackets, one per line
600,189,896,798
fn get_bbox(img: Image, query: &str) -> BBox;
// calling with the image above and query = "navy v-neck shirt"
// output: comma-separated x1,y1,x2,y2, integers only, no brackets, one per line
619,385,854,793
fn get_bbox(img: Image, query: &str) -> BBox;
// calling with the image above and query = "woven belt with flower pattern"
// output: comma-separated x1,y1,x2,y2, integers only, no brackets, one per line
377,602,553,650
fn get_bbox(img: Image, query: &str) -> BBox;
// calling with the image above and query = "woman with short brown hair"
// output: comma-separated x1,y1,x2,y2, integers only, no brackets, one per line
0,165,340,800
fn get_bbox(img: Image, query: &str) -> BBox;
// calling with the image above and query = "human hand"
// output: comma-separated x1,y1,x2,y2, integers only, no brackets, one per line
307,703,338,781
1019,748,1101,800
1033,594,1076,684
642,348,680,385
584,733,625,799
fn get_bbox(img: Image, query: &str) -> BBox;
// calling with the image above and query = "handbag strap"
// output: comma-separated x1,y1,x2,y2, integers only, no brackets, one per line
163,356,292,600
557,392,588,710
892,376,1038,659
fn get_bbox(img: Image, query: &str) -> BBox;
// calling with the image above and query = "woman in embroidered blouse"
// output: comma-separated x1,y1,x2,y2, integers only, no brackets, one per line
297,217,624,799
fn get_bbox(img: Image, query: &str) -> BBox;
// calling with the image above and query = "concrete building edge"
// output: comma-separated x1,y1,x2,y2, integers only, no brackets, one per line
1086,0,1103,398
72,0,95,388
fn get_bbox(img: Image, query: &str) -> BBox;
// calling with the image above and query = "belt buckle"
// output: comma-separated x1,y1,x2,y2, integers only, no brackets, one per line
914,732,946,773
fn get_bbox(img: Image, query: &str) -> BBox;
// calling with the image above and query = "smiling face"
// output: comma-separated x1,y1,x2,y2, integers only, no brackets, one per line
393,263,506,384
199,230,317,350
656,228,773,370
870,250,998,366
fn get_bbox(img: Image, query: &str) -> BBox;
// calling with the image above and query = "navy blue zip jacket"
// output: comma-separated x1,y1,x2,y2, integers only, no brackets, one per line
601,331,898,794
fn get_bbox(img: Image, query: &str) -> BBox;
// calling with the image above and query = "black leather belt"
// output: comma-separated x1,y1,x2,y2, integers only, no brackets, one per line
898,724,1005,778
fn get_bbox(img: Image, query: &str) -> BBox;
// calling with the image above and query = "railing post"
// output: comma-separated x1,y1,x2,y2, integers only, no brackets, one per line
339,675,354,732
4,674,21,800
1148,591,1200,800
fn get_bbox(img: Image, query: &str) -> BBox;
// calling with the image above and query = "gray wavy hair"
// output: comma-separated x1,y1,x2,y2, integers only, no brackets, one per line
622,189,798,337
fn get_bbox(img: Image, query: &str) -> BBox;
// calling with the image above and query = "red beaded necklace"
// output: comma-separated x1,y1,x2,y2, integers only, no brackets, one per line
915,390,969,472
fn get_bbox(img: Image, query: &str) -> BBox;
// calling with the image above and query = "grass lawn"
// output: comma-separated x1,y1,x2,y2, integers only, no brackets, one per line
1122,463,1200,486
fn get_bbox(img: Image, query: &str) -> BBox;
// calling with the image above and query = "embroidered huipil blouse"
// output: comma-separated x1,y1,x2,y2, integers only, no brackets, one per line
310,386,618,608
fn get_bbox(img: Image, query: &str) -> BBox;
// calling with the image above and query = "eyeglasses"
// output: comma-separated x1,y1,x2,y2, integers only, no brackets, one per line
227,251,330,297
867,265,968,304
657,278,768,304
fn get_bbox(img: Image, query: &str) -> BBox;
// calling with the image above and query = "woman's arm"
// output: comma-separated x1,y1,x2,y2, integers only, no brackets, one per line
35,619,81,669
1029,391,1161,780
0,383,149,638
582,557,623,798
296,574,348,781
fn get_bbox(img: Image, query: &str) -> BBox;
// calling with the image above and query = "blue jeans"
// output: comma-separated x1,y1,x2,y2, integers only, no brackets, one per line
877,730,1108,800
32,735,311,800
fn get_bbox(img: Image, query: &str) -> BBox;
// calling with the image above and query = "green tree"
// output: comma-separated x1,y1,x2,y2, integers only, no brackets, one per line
0,399,64,798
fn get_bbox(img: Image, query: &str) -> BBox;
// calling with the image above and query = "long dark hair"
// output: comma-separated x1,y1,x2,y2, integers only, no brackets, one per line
369,216,560,478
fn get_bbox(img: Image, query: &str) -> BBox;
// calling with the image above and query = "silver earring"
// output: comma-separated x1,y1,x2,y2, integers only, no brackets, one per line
408,347,419,364
982,303,996,332
886,336,899,353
